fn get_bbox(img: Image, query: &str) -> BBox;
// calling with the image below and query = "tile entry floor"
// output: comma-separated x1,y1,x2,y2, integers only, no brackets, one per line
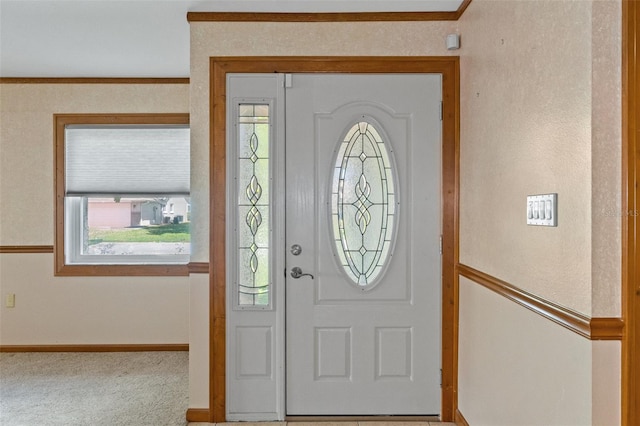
190,422,457,426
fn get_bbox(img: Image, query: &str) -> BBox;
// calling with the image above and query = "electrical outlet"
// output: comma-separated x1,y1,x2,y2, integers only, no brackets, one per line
5,294,15,308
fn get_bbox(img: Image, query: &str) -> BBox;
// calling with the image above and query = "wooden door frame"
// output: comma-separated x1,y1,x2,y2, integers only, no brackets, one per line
623,1,639,425
209,56,460,422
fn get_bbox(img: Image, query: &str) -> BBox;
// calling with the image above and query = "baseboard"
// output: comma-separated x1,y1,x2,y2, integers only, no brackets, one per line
455,409,470,426
186,408,210,422
0,344,188,352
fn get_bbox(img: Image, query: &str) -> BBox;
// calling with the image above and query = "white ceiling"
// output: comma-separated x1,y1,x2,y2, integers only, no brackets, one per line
0,0,463,78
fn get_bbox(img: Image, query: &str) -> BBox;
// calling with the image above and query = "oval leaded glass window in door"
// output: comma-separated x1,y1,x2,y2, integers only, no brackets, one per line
330,120,398,290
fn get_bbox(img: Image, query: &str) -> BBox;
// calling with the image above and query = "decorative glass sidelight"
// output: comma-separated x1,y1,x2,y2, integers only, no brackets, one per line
237,104,270,306
331,121,397,289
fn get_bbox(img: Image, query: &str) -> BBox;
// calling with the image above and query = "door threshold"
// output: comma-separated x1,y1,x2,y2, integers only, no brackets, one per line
286,415,440,422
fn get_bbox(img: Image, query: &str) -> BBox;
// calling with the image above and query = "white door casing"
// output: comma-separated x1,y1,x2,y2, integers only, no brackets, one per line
285,74,442,415
226,73,442,419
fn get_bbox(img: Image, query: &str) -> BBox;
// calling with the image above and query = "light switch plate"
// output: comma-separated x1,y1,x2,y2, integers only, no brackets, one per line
527,193,557,226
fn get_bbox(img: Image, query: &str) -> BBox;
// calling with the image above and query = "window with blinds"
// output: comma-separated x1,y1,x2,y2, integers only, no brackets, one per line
64,125,190,196
54,114,191,273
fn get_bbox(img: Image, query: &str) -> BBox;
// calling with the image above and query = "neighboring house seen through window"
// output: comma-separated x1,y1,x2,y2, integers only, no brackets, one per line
54,114,190,276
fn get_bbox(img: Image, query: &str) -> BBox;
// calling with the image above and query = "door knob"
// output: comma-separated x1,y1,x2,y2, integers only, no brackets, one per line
290,266,314,279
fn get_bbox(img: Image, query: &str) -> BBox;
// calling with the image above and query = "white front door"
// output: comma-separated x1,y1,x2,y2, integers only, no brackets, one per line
285,74,442,415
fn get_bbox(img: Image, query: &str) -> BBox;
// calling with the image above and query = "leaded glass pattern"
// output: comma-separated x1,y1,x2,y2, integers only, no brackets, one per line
237,104,270,306
331,121,396,288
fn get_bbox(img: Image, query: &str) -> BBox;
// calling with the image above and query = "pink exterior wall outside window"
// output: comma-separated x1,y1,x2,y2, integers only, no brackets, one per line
88,201,132,228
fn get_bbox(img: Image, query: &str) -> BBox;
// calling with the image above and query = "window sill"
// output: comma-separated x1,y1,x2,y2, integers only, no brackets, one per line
54,263,190,277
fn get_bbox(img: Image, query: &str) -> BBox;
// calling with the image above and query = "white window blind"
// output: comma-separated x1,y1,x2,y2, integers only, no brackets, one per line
65,125,190,195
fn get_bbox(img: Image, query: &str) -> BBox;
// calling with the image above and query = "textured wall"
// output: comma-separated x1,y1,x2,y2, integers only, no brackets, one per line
0,83,189,244
458,277,593,426
0,254,189,344
456,0,621,423
592,340,621,424
591,0,622,317
188,273,210,408
458,0,594,314
458,0,621,318
0,83,191,345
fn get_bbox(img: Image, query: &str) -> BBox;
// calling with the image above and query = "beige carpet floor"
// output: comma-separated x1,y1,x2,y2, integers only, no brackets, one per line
0,351,189,426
